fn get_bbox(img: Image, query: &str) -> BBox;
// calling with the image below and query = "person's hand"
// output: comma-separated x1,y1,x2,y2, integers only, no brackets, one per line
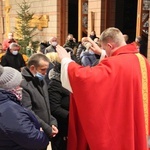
56,45,71,61
82,37,103,55
50,125,58,137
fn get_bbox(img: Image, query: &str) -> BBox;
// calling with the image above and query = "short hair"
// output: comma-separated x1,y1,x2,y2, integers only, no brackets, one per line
68,34,73,37
90,30,96,35
8,32,14,36
49,37,57,42
27,53,50,68
67,34,73,39
100,27,124,46
123,34,129,42
9,43,20,49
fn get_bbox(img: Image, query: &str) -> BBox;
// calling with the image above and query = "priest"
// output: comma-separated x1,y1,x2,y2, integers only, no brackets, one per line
56,27,150,150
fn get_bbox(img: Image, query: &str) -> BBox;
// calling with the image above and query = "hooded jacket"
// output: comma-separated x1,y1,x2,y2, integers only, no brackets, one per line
0,89,49,150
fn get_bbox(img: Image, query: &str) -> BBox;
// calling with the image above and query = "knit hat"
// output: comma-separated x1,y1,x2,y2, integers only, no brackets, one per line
0,65,22,90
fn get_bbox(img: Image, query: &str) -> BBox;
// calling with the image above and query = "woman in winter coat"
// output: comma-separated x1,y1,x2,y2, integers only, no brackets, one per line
46,53,70,150
0,65,49,150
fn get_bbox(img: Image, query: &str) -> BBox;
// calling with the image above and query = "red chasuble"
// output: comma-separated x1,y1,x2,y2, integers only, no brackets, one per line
67,43,150,150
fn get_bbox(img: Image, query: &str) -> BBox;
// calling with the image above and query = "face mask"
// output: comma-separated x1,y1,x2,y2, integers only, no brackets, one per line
51,42,58,47
7,87,23,101
89,49,94,54
90,35,96,40
35,72,45,80
69,39,73,42
12,50,18,55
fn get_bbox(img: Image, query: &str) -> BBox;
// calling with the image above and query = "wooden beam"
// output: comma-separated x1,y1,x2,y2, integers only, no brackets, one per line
5,0,11,36
59,0,67,45
78,0,82,41
90,11,94,31
136,0,143,37
104,0,107,29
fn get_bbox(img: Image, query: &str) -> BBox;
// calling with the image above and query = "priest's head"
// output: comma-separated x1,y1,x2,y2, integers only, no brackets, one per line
99,27,126,57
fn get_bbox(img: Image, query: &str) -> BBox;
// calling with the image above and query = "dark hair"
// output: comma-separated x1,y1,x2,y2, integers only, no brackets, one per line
64,47,73,53
27,53,49,68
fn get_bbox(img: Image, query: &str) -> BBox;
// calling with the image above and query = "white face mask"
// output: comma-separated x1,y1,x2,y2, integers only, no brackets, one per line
51,42,58,47
12,51,18,55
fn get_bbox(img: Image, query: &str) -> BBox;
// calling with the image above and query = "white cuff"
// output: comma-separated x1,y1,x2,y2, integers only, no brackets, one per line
99,50,107,62
61,58,73,93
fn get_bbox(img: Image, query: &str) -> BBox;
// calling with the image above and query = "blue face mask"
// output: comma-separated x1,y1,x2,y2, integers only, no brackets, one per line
35,72,45,80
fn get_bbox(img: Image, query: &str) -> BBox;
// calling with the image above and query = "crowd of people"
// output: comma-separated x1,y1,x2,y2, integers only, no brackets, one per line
0,27,149,150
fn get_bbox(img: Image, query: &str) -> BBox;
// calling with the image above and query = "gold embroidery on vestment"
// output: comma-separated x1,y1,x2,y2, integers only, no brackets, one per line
136,53,148,136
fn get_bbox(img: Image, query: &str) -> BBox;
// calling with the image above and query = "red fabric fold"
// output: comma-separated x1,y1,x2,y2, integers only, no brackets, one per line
67,44,150,150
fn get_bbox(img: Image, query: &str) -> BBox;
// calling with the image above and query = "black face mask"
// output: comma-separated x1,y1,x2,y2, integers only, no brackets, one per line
90,35,96,40
69,39,74,42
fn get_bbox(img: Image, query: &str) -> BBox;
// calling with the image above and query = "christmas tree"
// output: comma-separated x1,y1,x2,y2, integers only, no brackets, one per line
15,0,38,54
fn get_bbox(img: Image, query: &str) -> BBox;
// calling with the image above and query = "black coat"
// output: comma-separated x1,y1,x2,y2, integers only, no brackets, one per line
21,67,57,136
76,43,86,64
1,48,26,71
48,78,70,136
0,89,49,150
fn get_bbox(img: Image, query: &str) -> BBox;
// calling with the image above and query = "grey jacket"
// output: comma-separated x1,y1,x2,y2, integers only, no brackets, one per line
45,45,56,54
21,67,57,137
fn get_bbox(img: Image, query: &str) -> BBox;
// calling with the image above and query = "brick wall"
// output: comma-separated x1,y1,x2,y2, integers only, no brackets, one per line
88,0,116,37
88,0,101,37
1,0,60,44
0,0,149,57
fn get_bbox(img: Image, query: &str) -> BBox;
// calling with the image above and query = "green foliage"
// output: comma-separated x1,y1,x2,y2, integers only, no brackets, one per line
15,0,39,54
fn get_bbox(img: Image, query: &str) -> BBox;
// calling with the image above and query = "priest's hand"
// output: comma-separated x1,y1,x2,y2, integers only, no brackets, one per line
56,45,71,61
83,37,103,55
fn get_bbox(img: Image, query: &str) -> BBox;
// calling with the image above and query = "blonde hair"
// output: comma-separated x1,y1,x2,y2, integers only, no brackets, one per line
100,27,124,46
123,34,129,42
46,52,60,63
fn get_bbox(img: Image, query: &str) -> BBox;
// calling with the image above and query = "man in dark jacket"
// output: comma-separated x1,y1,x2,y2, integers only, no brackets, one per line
45,37,58,54
40,40,50,54
21,53,58,149
63,34,78,50
1,42,26,72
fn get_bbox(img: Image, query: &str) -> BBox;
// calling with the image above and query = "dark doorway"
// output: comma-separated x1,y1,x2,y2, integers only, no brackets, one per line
68,0,78,42
115,0,138,43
